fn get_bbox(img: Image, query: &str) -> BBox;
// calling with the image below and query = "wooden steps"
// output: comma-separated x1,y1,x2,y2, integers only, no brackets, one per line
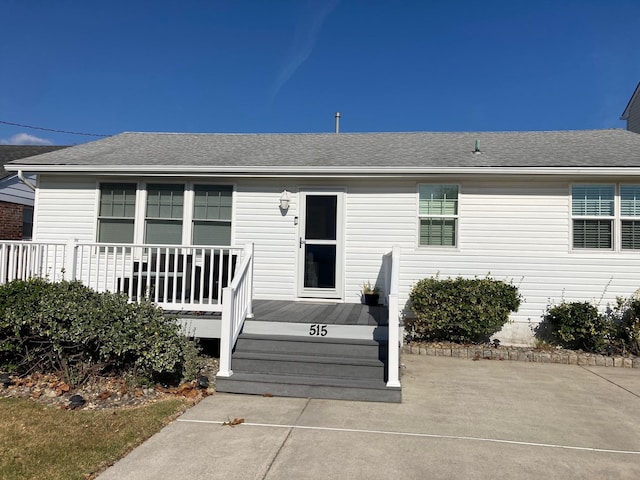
216,333,401,403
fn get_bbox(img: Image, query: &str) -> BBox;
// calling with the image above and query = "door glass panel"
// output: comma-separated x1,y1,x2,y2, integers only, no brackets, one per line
304,244,336,288
305,195,337,240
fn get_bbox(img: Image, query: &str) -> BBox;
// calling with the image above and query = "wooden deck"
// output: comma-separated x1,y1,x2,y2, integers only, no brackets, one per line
251,300,388,327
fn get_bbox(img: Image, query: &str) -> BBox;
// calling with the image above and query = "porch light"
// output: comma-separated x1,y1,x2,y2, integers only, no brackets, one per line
280,190,291,210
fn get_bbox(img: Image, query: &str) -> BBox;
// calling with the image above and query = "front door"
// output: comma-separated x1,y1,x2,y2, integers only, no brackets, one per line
298,190,343,299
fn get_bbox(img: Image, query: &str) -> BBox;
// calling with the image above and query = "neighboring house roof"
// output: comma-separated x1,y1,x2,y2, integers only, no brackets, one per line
0,145,69,180
6,130,640,176
620,82,640,120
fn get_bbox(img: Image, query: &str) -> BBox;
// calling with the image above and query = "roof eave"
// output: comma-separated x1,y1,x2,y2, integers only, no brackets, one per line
7,164,640,177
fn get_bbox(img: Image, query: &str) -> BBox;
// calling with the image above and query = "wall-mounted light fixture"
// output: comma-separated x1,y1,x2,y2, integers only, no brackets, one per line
280,190,291,210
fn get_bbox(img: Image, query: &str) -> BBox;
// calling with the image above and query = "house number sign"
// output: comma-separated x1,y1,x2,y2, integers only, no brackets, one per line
308,324,328,336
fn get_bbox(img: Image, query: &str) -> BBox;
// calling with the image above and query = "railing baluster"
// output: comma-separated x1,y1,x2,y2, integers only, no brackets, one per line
206,248,214,304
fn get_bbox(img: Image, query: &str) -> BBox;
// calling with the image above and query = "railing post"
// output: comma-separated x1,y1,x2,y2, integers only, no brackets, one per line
0,244,7,285
246,242,254,319
217,286,234,377
65,238,78,281
386,245,401,388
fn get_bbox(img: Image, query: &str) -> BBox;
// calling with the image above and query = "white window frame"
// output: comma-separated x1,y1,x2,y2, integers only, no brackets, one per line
95,180,235,246
417,183,459,248
144,182,186,245
96,181,139,244
191,183,234,246
620,184,640,251
570,183,640,252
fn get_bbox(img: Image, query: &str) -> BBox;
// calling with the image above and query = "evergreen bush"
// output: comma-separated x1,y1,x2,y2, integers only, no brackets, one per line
0,278,200,386
537,301,611,353
406,276,521,343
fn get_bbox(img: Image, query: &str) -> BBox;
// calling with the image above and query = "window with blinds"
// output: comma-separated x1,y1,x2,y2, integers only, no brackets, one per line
571,185,614,249
621,185,640,250
98,183,136,243
192,185,233,245
419,185,458,247
145,184,184,244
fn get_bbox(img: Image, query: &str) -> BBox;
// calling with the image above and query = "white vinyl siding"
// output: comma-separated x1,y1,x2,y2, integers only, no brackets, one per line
418,184,458,247
571,185,614,249
30,175,640,345
233,182,298,300
621,185,640,250
345,182,416,304
97,183,136,243
192,185,232,245
33,176,96,242
145,184,184,244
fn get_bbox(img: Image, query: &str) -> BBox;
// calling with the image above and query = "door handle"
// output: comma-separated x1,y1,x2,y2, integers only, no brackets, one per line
299,237,305,248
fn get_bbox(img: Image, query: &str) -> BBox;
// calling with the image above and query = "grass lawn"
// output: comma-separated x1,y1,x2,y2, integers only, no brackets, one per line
0,397,189,480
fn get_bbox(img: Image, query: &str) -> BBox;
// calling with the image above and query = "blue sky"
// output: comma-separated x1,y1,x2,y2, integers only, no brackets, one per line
1,0,639,145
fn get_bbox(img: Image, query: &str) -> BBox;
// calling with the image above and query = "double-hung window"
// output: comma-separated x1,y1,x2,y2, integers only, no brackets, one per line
192,185,232,245
418,184,458,247
571,184,640,251
145,184,184,244
98,183,137,243
571,185,614,249
621,185,640,250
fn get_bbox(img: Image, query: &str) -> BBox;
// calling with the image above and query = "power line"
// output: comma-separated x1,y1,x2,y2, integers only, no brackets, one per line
0,120,109,137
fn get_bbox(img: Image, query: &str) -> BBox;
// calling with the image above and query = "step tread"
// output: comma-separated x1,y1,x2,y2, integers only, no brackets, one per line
238,333,386,346
233,351,384,366
218,372,399,391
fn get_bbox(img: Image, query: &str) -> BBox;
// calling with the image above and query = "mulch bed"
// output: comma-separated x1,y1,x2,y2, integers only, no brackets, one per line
0,358,219,410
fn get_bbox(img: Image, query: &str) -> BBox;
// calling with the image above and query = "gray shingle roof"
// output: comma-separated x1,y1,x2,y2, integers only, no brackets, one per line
0,145,68,179
6,130,640,173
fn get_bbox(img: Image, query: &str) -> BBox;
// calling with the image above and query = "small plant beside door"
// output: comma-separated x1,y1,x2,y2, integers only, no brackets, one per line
362,281,380,306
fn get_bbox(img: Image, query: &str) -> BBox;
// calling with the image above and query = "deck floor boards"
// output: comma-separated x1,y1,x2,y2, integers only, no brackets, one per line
252,300,388,327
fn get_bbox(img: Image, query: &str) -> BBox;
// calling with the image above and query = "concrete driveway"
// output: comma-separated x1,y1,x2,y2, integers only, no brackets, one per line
97,355,640,480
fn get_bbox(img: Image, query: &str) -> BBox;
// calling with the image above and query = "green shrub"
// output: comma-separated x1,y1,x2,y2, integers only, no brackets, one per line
406,276,522,343
0,278,200,386
609,296,640,356
536,301,611,353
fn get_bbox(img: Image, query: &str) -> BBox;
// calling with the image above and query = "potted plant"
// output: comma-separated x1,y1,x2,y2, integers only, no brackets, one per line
362,281,380,306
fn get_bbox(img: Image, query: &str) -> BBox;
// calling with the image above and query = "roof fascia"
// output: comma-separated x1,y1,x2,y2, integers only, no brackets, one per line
7,164,640,177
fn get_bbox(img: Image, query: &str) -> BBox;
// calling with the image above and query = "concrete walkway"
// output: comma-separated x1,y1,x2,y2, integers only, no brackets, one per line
97,355,640,480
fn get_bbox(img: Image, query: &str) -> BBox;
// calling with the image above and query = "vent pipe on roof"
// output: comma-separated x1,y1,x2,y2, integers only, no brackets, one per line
473,139,481,154
335,112,341,134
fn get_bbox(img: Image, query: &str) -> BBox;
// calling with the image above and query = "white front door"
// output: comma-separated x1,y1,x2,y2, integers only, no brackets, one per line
298,189,344,299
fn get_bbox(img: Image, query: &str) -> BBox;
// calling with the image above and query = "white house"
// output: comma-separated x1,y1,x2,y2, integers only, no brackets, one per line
4,129,640,401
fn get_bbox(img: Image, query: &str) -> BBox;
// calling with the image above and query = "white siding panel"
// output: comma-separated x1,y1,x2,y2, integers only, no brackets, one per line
345,182,416,303
234,182,298,300
35,176,96,242
459,182,570,254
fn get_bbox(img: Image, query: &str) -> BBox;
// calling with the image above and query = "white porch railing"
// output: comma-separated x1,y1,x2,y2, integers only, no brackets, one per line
217,243,254,377
0,241,67,284
383,245,401,388
1,240,246,315
74,242,244,313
